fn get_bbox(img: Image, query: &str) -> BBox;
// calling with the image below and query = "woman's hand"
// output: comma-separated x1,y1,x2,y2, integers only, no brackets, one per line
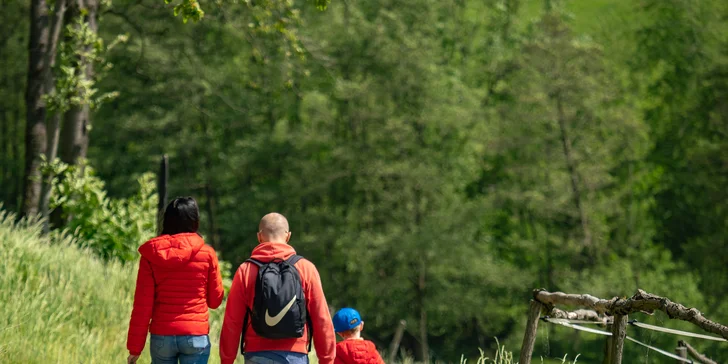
127,354,140,364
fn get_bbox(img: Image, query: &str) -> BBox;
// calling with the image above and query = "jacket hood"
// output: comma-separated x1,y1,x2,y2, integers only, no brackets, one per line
250,242,297,262
138,233,205,268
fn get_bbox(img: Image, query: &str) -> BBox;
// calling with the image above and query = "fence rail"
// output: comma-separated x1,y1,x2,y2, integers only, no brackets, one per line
520,289,727,364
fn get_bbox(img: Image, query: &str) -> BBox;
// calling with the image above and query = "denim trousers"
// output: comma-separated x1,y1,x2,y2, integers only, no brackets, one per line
244,351,309,364
150,334,211,364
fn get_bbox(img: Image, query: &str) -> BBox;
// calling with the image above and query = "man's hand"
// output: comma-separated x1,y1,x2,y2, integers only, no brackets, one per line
127,354,140,364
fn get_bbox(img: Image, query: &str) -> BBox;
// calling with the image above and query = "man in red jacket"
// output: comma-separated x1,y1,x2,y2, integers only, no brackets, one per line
219,213,336,364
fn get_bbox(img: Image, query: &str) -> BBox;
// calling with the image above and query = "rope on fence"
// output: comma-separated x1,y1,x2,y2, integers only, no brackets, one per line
542,318,694,363
629,320,728,342
625,336,693,363
541,317,608,325
542,317,613,336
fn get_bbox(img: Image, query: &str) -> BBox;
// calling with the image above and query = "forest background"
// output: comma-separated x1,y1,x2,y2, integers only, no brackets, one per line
2,0,728,362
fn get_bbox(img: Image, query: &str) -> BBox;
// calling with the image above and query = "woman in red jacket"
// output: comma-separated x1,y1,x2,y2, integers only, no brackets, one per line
126,197,225,364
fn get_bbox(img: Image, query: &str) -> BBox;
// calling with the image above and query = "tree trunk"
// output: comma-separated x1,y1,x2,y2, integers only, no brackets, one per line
0,109,10,206
40,112,61,228
417,256,429,364
59,0,97,165
12,108,22,210
22,0,68,217
39,0,68,228
22,0,52,217
59,105,90,164
388,320,407,364
51,0,96,228
204,182,220,250
1,105,6,197
555,96,591,246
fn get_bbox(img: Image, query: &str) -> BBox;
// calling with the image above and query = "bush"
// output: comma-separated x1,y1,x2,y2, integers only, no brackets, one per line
45,159,157,262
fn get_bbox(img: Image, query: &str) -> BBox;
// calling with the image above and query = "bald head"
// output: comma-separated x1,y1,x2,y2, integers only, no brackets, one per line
258,212,291,243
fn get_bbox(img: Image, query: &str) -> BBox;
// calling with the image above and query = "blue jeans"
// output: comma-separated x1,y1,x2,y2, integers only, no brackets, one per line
244,351,309,364
150,335,211,364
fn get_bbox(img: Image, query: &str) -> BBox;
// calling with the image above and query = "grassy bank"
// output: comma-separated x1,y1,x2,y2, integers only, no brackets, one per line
0,210,233,364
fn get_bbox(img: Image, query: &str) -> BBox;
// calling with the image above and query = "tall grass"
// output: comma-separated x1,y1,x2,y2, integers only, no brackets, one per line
0,210,242,364
457,339,580,364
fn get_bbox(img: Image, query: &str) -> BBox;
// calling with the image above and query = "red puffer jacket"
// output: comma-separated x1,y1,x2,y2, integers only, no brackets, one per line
126,233,225,355
335,339,385,364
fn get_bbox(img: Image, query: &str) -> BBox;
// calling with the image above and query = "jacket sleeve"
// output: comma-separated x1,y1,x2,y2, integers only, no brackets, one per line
219,265,247,364
126,257,155,355
206,248,225,309
304,263,336,364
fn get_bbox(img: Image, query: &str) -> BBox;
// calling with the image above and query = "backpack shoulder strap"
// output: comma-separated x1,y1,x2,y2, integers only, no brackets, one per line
240,308,251,355
240,258,260,354
286,254,304,266
245,258,264,267
285,254,312,351
306,315,314,353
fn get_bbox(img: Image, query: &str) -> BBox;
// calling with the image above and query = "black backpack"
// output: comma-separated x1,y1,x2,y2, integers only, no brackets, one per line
240,255,312,353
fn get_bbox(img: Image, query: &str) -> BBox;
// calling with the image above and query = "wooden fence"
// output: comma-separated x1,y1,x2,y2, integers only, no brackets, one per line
519,289,727,364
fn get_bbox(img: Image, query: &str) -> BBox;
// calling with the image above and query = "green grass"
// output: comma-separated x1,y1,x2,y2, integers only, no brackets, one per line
0,209,244,364
456,340,579,364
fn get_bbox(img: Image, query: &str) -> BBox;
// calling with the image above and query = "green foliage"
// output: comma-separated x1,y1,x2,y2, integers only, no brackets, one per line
0,0,29,212
165,0,329,23
170,0,204,23
43,158,157,262
45,17,126,114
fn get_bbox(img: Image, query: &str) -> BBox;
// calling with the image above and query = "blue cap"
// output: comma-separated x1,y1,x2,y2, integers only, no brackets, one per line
332,308,362,333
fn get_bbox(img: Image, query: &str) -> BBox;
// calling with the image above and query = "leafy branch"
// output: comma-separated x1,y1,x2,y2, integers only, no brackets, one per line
44,17,128,114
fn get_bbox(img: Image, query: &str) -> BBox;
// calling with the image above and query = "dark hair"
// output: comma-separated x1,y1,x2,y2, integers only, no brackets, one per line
161,197,200,235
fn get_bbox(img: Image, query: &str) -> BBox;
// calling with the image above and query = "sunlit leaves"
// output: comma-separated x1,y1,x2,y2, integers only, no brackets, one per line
165,0,329,23
44,18,127,114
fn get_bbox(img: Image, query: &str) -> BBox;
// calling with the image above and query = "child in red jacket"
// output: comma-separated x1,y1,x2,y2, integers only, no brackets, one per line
333,308,386,364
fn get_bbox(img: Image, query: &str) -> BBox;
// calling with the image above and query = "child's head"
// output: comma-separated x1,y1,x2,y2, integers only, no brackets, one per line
333,308,364,339
161,197,200,235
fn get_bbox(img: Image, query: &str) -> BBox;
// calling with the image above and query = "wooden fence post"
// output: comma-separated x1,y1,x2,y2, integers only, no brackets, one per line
519,300,543,364
157,154,168,234
388,320,407,364
675,345,687,363
609,315,627,364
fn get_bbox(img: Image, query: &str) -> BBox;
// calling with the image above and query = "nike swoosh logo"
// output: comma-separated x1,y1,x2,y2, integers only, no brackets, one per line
264,295,297,327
